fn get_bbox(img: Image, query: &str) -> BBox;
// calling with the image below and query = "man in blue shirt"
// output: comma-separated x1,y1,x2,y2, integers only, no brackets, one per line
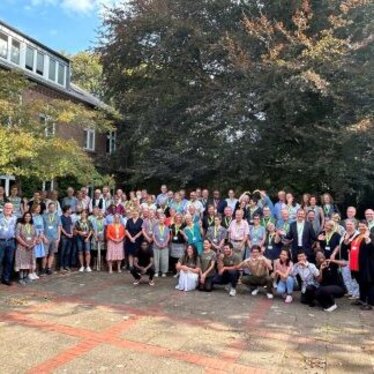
43,202,61,275
0,203,17,285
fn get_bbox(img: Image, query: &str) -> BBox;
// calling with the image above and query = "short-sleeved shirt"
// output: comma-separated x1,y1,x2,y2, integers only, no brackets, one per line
0,214,17,239
43,212,61,240
199,250,217,276
222,253,241,267
135,248,153,267
179,255,200,269
241,256,269,277
62,196,78,212
61,215,73,236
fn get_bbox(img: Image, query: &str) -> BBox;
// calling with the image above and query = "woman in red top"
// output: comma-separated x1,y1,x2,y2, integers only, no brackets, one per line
106,214,126,273
347,221,374,310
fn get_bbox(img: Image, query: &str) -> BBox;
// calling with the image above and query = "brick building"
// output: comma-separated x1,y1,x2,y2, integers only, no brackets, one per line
0,19,116,194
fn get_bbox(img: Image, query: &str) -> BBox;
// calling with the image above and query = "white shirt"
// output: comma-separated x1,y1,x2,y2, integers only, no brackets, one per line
296,221,305,247
186,200,204,215
225,198,238,211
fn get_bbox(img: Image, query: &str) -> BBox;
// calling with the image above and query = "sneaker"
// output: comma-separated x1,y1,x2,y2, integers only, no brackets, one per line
360,304,373,311
161,273,167,278
266,293,274,299
46,268,53,275
64,267,71,272
32,272,39,279
251,288,259,296
79,266,85,272
173,273,179,278
175,285,181,290
85,267,92,273
28,274,35,281
39,269,46,277
229,288,236,297
324,304,338,312
18,279,26,286
285,295,293,303
154,273,159,278
224,284,231,292
348,295,359,300
149,280,155,286
133,280,140,286
24,277,32,284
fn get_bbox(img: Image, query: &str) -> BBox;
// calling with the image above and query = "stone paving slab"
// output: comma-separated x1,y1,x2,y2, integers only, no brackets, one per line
0,270,373,373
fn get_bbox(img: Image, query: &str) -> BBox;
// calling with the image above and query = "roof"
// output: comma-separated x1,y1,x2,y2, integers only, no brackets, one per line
0,19,69,63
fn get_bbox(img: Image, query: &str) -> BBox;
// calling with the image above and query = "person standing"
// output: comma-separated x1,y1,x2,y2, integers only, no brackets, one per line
206,216,226,253
60,205,74,272
170,213,186,275
125,210,144,269
8,186,23,218
30,204,45,278
43,202,61,275
228,209,249,258
286,209,316,263
182,214,203,254
62,187,77,213
316,220,341,259
152,214,170,277
74,210,93,272
15,212,37,284
225,189,238,212
106,214,126,274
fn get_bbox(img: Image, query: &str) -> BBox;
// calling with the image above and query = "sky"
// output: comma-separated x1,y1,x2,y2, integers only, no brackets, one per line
0,0,123,54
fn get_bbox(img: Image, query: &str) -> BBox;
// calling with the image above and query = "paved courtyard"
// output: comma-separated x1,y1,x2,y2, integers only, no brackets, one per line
0,271,373,374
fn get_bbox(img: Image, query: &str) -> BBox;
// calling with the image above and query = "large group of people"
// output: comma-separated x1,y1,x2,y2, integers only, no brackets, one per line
0,184,373,312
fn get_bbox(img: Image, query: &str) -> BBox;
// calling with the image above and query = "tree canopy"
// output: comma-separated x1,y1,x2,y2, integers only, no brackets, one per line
98,0,373,204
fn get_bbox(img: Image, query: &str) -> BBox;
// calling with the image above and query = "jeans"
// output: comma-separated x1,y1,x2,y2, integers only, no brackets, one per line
76,236,90,253
341,267,359,297
276,276,294,295
60,236,73,269
69,237,78,268
0,239,16,282
213,270,240,289
315,285,345,308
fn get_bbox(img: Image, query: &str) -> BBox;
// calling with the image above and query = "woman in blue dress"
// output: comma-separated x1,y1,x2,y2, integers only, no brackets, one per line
182,214,203,254
31,204,45,278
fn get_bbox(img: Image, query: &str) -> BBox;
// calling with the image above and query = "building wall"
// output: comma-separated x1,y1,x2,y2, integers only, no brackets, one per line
22,84,108,158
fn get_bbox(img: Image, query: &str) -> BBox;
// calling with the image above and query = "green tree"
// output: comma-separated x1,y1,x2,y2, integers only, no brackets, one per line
98,0,373,206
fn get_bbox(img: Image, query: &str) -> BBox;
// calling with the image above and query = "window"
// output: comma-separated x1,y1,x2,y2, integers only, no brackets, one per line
0,32,8,59
58,63,65,85
25,46,35,71
10,39,20,65
40,115,55,137
36,51,44,75
84,129,95,151
106,131,117,154
49,58,56,81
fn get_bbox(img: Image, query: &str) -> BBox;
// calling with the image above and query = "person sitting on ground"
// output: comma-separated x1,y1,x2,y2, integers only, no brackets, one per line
131,241,155,286
198,239,217,292
291,251,320,306
273,249,294,303
238,245,274,299
175,244,201,292
212,242,241,297
314,251,346,312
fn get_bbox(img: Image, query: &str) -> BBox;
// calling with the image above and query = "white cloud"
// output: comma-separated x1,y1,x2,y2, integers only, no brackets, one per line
26,0,123,15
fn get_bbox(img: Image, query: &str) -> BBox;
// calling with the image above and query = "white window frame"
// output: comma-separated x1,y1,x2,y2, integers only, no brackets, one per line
40,114,56,137
0,31,8,60
106,131,117,154
84,128,96,151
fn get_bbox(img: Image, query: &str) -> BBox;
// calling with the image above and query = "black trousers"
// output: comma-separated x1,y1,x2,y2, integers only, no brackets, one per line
352,271,374,305
131,267,155,280
212,270,239,289
300,285,317,305
169,257,179,274
198,275,214,292
315,285,345,308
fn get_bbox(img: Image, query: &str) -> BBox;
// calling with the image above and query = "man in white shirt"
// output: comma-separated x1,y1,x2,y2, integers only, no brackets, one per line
226,189,238,212
228,209,249,256
186,191,204,217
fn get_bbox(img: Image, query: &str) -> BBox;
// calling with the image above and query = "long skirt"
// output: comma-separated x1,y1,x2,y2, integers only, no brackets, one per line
15,246,35,271
176,270,199,292
106,240,124,262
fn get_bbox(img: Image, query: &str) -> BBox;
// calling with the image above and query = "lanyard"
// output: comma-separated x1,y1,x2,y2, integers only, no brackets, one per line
325,232,333,245
214,225,219,238
159,224,165,237
252,226,261,239
268,233,275,244
96,219,104,232
208,217,214,226
224,217,232,227
49,214,55,224
187,225,195,238
114,223,121,238
174,224,181,235
25,223,32,235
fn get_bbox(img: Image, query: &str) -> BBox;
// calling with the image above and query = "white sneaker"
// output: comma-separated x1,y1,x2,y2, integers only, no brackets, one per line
79,266,85,272
27,274,34,281
251,288,259,296
154,273,159,278
266,293,274,299
175,285,181,290
173,273,179,278
285,295,293,303
32,272,39,279
85,267,92,273
229,288,236,297
324,304,338,312
161,273,167,278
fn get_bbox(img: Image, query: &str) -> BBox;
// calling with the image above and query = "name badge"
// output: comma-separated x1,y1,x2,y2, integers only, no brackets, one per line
325,246,331,251
26,237,32,241
173,236,178,241
48,225,54,230
213,239,218,243
160,238,164,242
267,245,273,250
352,245,358,251
192,236,196,241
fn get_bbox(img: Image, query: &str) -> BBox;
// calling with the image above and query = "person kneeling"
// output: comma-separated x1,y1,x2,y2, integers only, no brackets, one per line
131,241,155,286
239,245,274,299
212,242,240,296
315,251,346,312
273,249,294,303
175,245,201,292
